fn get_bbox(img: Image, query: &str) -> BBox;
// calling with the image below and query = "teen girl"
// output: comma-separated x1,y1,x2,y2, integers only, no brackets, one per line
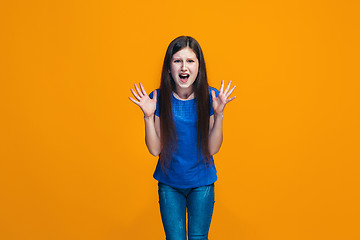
129,36,236,240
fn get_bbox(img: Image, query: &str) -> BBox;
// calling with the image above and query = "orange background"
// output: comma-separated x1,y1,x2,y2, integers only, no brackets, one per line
1,0,359,239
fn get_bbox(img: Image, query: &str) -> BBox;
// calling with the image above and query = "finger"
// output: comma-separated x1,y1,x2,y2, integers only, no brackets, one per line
152,89,157,101
211,90,216,99
134,83,144,97
219,80,224,93
130,88,141,101
226,96,236,103
226,85,236,98
139,82,147,96
129,97,140,105
224,80,232,95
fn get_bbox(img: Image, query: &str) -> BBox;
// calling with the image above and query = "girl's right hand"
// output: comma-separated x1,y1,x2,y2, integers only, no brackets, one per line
129,83,157,118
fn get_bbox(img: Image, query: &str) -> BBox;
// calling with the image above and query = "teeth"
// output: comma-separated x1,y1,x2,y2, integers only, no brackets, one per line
179,74,189,77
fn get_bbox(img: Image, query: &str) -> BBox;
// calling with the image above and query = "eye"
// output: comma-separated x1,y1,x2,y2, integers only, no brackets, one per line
188,59,195,63
174,60,181,63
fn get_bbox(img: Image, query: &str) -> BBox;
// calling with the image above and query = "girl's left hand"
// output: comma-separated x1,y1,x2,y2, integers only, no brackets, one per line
211,80,236,116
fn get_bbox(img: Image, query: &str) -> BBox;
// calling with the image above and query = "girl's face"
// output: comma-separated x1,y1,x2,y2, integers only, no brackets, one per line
170,47,199,91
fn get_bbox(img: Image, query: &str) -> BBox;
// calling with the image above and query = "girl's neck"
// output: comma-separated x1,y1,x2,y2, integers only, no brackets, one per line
174,87,194,100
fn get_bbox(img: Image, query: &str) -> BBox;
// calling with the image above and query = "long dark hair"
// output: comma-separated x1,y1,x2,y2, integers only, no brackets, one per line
159,36,211,171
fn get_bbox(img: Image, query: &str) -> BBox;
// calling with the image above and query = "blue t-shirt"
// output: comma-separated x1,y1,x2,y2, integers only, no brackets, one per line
149,87,220,189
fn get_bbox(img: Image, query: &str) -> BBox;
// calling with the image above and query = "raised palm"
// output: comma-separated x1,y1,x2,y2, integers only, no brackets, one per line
129,83,157,118
211,80,236,116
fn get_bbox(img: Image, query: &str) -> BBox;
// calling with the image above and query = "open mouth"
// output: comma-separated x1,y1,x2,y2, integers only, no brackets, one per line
179,74,190,83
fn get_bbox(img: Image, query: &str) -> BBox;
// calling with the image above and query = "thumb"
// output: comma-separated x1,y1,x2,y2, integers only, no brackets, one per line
152,90,157,102
211,90,216,99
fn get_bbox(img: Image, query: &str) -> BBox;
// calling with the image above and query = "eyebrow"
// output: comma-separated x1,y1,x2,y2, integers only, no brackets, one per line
172,57,197,60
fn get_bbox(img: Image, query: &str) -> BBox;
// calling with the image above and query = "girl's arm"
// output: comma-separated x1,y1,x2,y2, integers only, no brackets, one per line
129,83,161,156
208,114,224,155
208,80,236,155
144,115,161,156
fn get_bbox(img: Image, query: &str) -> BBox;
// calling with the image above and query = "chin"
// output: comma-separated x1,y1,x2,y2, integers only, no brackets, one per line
176,79,196,89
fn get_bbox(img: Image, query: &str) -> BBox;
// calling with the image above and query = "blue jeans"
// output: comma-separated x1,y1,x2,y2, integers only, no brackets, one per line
158,182,215,240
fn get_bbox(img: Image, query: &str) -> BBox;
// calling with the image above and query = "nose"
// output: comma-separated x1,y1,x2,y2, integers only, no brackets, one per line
181,61,187,71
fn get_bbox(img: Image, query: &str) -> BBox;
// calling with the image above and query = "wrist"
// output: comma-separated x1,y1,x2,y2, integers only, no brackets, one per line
214,113,223,119
144,114,155,120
